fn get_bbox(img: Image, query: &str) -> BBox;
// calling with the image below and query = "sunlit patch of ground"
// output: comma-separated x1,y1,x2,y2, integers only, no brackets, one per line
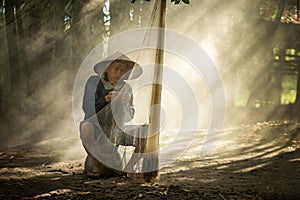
0,120,299,199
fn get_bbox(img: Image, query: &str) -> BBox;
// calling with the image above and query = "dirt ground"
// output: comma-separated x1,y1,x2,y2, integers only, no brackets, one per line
0,120,300,200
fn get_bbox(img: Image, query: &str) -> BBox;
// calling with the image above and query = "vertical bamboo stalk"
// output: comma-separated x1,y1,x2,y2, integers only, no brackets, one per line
143,0,166,182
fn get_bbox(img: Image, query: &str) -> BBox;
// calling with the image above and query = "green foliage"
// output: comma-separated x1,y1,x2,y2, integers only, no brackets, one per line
173,0,190,4
131,0,189,5
181,0,190,4
281,74,297,104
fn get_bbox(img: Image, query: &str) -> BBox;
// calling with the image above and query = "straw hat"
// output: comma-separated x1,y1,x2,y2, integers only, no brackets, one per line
93,52,142,79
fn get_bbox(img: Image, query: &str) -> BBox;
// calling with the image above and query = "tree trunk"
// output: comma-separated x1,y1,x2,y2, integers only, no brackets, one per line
297,0,300,19
26,2,43,75
4,0,19,94
71,0,87,66
15,0,30,96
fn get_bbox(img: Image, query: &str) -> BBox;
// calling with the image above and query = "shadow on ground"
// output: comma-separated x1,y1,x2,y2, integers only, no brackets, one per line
0,121,299,199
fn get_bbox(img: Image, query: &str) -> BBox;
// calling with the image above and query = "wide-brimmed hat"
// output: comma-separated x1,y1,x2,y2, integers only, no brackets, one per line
93,52,142,79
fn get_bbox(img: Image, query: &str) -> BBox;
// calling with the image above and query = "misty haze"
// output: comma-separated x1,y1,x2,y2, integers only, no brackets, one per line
0,0,299,199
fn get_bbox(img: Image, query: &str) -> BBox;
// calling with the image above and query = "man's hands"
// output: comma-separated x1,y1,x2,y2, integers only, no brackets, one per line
105,91,131,104
104,91,113,103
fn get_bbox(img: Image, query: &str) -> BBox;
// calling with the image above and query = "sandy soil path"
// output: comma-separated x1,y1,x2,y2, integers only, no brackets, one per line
0,121,299,199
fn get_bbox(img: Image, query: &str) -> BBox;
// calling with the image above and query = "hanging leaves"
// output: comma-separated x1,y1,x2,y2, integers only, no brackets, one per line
181,0,190,4
131,0,189,5
171,0,190,5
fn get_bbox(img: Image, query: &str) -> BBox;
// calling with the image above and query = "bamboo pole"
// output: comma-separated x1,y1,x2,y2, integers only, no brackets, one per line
143,0,166,182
